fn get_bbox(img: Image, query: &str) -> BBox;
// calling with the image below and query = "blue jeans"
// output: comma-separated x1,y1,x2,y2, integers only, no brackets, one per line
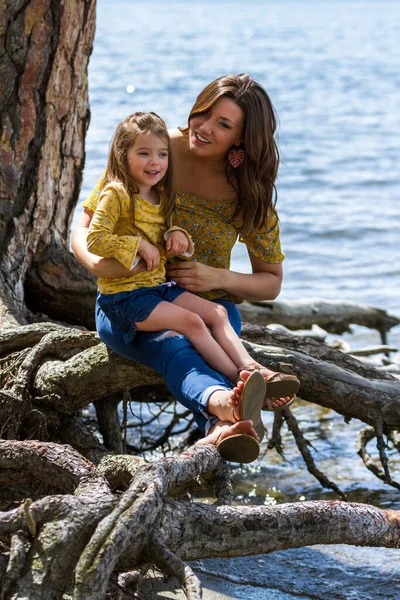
97,283,187,344
95,294,242,433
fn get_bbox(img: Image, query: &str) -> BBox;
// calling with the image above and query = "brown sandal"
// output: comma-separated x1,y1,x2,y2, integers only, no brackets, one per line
264,394,296,412
234,370,266,442
264,371,300,399
216,433,260,464
238,365,300,402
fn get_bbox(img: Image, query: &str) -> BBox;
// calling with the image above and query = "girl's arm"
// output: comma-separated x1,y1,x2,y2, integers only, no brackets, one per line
86,191,141,270
166,254,282,302
71,209,142,279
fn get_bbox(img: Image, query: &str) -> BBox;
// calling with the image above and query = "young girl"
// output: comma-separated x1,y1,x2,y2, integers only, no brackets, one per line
87,111,275,446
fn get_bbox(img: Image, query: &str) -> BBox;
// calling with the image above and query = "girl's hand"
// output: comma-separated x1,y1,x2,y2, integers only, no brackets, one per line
138,239,160,271
166,261,220,292
166,230,189,258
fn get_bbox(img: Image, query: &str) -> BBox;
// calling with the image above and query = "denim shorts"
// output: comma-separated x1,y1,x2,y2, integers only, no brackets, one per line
97,283,187,344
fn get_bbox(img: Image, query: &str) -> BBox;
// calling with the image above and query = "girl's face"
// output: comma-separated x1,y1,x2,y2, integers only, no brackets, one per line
189,96,244,159
127,132,169,190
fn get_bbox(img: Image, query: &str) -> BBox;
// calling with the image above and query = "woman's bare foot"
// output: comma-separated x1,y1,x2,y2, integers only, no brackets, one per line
206,372,266,444
235,370,297,411
195,419,259,447
207,372,266,425
206,388,242,423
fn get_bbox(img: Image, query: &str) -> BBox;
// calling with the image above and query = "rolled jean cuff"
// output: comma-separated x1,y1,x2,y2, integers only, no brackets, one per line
200,385,229,435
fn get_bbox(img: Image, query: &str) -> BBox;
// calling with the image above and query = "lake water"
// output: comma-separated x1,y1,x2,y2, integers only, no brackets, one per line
76,2,400,596
75,0,400,350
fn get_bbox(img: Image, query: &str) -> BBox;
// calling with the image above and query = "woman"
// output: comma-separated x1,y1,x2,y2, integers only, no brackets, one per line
72,74,299,462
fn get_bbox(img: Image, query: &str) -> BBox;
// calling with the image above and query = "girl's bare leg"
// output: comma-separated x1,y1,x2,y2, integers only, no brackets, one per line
173,294,299,407
173,292,264,371
135,301,239,381
137,308,261,453
136,297,295,411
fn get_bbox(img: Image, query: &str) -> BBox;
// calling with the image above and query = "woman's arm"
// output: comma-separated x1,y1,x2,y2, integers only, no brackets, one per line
71,209,140,279
166,253,282,302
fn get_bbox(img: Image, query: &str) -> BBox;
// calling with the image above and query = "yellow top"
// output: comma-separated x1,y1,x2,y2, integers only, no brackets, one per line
83,176,285,302
85,181,193,294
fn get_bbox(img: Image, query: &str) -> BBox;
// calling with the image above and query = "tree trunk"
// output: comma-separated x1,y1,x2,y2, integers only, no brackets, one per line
0,0,96,328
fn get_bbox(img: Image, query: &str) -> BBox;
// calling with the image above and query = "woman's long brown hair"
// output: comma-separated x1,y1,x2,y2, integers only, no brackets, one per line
104,112,176,227
183,74,279,236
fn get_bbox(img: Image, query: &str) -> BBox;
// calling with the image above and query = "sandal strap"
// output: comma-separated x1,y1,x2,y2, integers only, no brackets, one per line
237,364,261,376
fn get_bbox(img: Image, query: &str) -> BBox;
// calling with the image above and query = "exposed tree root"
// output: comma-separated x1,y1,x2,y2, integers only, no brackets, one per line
1,323,399,493
357,426,400,491
0,319,399,598
1,444,399,600
0,323,71,358
266,411,285,456
283,409,347,499
241,322,398,381
94,393,126,453
150,532,202,600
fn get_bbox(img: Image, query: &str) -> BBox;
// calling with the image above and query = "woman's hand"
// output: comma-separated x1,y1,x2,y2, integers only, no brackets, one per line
166,261,220,292
166,255,283,301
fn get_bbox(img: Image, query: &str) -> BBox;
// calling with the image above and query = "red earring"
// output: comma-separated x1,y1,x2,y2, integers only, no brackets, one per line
228,145,245,168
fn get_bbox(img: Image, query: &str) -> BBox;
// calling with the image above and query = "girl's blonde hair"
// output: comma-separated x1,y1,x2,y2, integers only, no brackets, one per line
182,74,279,236
104,111,175,226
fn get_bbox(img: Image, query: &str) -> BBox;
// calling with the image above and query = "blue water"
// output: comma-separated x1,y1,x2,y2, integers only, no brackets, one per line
76,0,400,352
76,3,400,594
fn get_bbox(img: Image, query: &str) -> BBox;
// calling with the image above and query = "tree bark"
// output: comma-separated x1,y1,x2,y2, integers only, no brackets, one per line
1,321,399,598
240,298,400,341
0,0,96,327
1,442,399,600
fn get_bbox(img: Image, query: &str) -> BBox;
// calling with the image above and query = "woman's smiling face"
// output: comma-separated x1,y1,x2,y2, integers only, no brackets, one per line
188,96,244,159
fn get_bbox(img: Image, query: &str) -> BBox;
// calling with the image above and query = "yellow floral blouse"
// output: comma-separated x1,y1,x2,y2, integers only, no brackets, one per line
83,177,285,302
85,182,193,294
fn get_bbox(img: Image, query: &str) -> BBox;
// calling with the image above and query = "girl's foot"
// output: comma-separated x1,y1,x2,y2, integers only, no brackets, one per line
238,365,299,398
235,369,298,411
263,394,296,411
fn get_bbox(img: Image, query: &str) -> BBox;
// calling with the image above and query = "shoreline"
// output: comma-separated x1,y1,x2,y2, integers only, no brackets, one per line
139,545,400,599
